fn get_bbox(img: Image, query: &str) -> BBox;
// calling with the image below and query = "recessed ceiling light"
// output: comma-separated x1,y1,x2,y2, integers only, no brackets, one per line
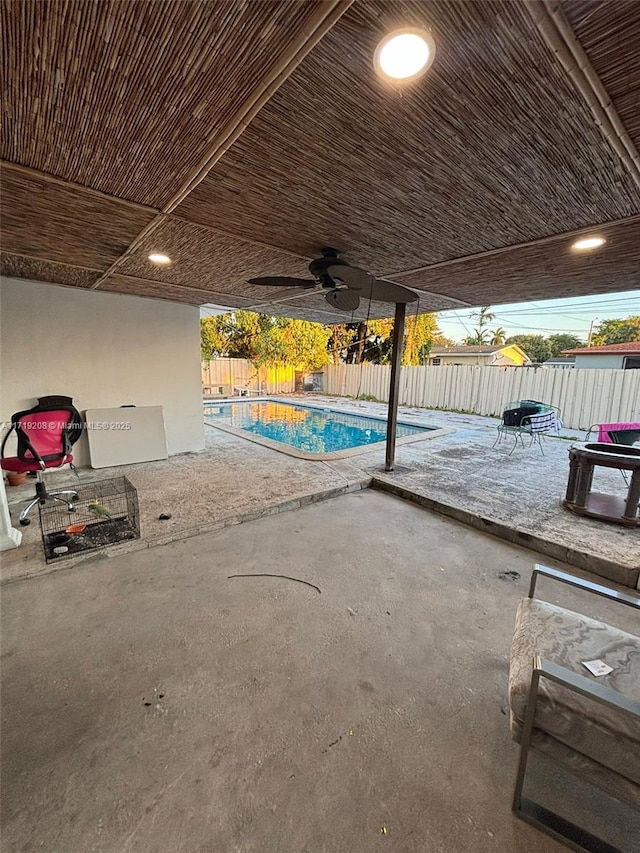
571,236,606,251
374,28,435,83
148,252,172,265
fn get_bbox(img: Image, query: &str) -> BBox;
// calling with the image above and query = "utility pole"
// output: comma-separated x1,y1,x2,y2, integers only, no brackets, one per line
587,318,597,347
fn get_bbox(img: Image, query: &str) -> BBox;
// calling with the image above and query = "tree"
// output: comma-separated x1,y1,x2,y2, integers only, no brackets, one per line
471,306,496,330
363,319,394,363
490,327,506,345
201,315,229,360
547,333,584,357
505,334,551,363
327,324,355,364
200,311,271,361
463,306,496,345
200,312,330,369
464,329,490,345
402,314,445,365
254,317,331,370
592,316,640,346
326,314,446,365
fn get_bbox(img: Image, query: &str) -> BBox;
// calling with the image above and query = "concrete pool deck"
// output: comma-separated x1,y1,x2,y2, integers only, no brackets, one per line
2,395,638,587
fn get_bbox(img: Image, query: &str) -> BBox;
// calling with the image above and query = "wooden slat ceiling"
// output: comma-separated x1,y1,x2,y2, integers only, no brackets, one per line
1,0,328,207
1,0,639,323
176,0,639,271
560,0,640,150
396,215,640,305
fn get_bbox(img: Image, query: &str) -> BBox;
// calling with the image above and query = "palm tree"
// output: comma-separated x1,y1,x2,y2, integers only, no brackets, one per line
470,306,496,333
464,329,490,345
467,306,496,346
490,327,506,345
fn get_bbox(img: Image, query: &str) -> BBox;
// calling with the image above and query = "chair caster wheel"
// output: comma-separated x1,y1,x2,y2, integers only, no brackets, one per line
67,506,76,512
19,518,31,526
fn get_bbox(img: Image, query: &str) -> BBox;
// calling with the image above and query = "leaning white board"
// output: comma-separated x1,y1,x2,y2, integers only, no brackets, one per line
85,406,168,468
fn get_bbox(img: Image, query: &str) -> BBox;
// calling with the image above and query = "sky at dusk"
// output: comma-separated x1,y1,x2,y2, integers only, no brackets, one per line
435,290,640,344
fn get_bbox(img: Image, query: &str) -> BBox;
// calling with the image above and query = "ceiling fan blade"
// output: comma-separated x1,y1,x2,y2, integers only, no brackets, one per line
371,279,419,303
326,264,372,290
327,265,418,304
325,290,360,312
247,276,315,288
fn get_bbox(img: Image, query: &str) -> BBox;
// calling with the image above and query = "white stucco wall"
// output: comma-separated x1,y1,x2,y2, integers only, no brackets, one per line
573,354,625,369
0,277,205,466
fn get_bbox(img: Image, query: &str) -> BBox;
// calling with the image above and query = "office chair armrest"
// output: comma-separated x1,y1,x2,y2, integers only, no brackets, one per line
14,425,46,470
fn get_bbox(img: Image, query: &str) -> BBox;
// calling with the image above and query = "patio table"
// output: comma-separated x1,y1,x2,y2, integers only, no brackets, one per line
562,442,640,527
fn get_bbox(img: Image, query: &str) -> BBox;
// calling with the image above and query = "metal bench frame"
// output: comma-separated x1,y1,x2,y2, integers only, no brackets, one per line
512,565,640,852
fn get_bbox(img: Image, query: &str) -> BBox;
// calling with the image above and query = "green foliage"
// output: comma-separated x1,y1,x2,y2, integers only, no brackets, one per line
200,312,330,370
202,309,448,368
547,334,584,357
470,306,495,330
505,334,552,363
326,315,445,365
255,317,331,370
464,330,490,345
402,313,445,365
327,324,357,364
490,327,506,345
465,306,496,344
592,316,640,345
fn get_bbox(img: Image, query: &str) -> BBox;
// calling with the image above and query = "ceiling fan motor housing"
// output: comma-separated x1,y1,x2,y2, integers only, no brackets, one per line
309,247,348,288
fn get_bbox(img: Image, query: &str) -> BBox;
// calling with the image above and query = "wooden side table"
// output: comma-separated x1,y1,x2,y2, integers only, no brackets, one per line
563,443,640,527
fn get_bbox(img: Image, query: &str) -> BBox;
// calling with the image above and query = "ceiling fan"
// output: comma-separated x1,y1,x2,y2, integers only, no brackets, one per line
247,247,419,312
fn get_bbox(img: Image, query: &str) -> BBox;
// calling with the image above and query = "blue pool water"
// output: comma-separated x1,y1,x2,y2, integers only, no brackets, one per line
204,400,433,454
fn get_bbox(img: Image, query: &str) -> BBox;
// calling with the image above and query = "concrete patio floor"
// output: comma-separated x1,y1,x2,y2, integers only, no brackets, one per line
3,394,636,588
3,490,638,853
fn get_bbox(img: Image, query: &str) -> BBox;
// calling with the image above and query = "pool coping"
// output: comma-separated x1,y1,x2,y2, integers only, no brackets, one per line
203,397,453,460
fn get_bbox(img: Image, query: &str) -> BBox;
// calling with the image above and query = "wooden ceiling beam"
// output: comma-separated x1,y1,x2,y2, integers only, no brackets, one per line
388,214,640,280
526,0,640,191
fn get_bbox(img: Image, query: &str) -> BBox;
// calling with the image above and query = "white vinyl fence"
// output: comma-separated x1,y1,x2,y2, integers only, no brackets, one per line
201,358,297,396
324,364,640,431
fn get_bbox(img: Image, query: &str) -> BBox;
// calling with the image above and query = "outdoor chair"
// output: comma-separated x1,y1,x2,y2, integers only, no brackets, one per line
493,400,561,455
509,564,640,852
585,423,640,447
585,422,640,486
1,396,83,526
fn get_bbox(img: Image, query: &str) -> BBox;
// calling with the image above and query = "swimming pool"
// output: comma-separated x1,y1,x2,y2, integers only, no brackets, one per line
204,400,440,458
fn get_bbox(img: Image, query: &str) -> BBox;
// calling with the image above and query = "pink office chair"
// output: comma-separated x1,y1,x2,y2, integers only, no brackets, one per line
1,396,83,526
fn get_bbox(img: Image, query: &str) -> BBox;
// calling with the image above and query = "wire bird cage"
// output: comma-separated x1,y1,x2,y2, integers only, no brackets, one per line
40,476,140,562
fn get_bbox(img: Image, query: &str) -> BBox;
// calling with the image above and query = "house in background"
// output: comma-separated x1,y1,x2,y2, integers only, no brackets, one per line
427,344,529,367
543,356,576,369
562,341,640,369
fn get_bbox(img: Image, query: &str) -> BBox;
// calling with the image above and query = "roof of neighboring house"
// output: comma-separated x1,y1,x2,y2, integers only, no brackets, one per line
430,345,503,355
562,341,640,355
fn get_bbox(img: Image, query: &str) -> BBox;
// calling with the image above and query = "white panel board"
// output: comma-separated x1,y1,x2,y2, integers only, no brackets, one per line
86,406,168,468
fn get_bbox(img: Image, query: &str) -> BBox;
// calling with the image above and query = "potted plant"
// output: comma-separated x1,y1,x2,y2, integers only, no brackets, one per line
6,471,27,487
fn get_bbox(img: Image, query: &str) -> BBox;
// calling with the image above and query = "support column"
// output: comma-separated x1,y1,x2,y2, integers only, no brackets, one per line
385,301,406,473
